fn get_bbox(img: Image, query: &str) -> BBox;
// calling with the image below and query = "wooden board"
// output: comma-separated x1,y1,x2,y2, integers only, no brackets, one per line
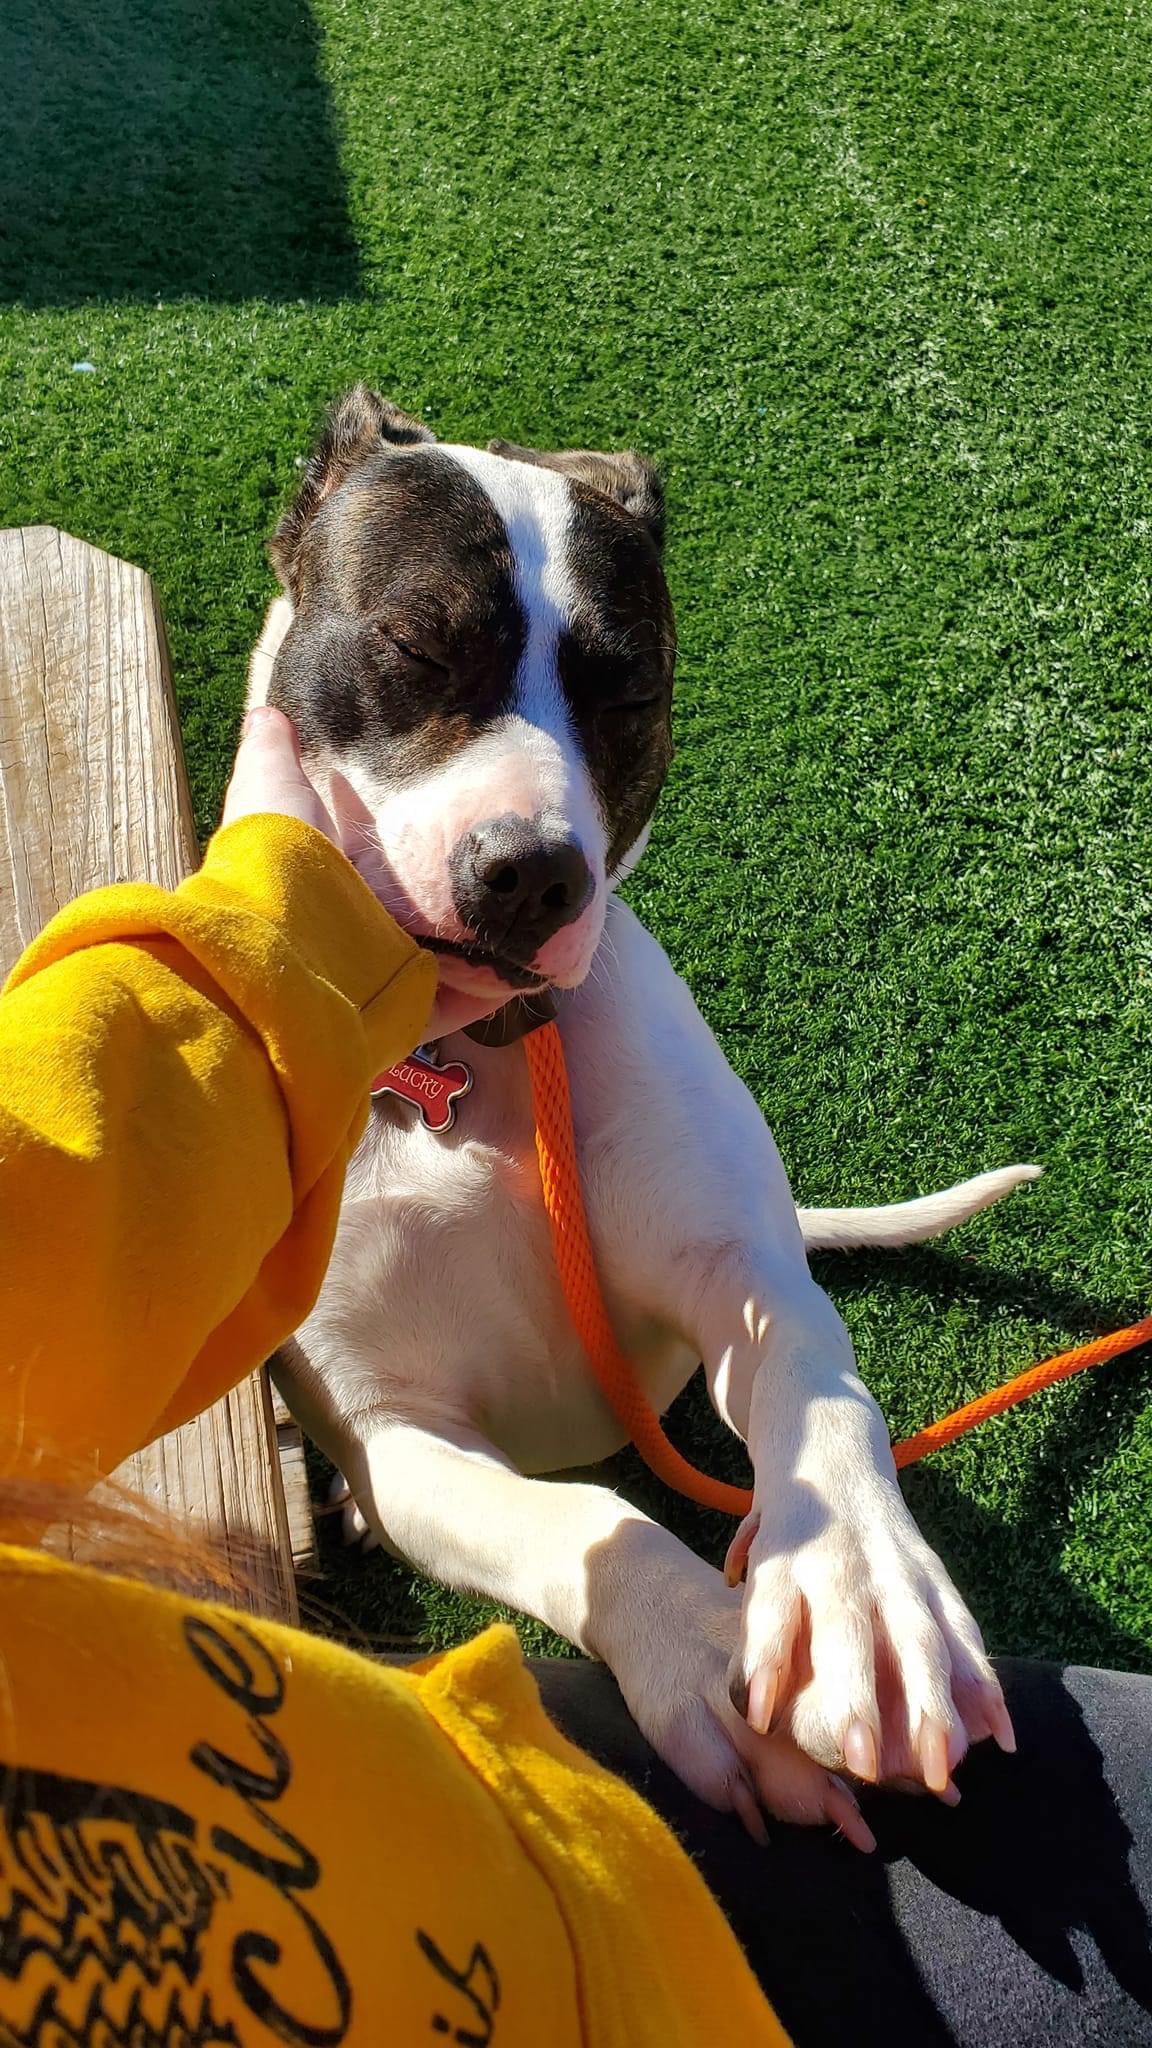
272,1384,319,1576
0,526,306,1619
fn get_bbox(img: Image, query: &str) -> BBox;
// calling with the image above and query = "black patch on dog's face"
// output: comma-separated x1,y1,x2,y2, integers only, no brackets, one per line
555,485,675,874
269,446,526,782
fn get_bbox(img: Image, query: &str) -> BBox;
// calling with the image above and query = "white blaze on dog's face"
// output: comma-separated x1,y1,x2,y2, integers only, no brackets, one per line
263,387,675,1023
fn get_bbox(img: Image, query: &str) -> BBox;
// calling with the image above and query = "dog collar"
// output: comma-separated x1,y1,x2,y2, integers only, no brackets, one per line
462,988,557,1047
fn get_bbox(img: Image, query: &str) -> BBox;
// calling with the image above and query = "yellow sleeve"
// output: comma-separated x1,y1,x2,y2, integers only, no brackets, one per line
0,814,436,1481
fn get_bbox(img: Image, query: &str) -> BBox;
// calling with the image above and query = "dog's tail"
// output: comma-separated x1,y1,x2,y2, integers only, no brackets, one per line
796,1164,1042,1251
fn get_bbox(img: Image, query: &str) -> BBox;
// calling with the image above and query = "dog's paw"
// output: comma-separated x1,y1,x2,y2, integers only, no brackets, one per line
345,1499,380,1551
657,1686,879,1853
631,1590,877,1852
327,1469,380,1551
727,1496,1014,1795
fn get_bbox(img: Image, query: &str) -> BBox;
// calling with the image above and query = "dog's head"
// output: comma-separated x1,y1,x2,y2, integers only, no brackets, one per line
261,385,675,1023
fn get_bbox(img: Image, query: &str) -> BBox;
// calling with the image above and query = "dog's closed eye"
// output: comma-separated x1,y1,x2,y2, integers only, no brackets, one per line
561,632,667,720
601,694,664,715
376,626,450,675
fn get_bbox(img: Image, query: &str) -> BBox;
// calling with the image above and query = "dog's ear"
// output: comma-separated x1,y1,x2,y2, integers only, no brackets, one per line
270,384,436,589
487,439,665,552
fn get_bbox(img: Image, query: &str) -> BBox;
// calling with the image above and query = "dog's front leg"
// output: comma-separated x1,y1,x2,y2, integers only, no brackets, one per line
692,1259,1016,1795
568,901,1015,1797
337,1409,875,1846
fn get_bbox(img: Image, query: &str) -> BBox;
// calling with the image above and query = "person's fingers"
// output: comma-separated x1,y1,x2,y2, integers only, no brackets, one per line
222,707,337,841
222,708,513,1045
425,985,517,1039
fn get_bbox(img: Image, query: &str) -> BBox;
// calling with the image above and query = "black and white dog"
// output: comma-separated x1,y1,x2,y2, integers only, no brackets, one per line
248,386,1034,1846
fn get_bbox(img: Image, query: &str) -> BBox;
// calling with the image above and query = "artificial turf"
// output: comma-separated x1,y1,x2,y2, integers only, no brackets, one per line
3,0,1150,1672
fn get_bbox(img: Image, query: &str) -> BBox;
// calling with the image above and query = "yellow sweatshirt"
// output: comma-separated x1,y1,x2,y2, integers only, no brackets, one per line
0,814,786,2046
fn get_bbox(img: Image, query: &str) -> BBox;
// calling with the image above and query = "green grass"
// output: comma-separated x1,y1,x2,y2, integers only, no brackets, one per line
3,0,1151,1671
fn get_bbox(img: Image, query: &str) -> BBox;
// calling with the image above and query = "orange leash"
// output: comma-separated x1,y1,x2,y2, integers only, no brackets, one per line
525,1017,753,1515
524,1021,1152,1510
890,1314,1152,1468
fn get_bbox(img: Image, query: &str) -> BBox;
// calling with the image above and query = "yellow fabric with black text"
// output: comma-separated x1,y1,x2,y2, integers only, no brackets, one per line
0,1556,785,2044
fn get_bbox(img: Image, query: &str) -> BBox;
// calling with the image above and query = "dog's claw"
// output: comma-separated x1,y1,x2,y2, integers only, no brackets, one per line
747,1667,777,1736
843,1718,879,1784
825,1776,877,1854
952,1681,990,1746
724,1512,760,1588
730,1775,770,1847
986,1691,1017,1755
918,1717,952,1794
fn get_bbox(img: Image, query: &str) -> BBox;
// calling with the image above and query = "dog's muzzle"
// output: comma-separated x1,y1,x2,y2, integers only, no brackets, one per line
449,814,593,962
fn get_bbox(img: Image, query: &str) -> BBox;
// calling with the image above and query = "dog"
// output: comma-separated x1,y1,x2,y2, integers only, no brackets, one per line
248,385,1036,1846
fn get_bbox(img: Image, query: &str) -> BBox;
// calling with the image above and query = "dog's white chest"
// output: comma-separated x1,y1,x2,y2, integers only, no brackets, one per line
318,1016,696,1474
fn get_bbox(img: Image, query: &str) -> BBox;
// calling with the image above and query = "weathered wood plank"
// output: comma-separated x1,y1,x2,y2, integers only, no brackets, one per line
0,526,307,1621
0,525,197,944
271,1385,319,1575
115,1374,299,1620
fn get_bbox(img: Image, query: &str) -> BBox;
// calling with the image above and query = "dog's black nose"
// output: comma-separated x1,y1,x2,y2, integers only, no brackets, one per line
450,816,592,957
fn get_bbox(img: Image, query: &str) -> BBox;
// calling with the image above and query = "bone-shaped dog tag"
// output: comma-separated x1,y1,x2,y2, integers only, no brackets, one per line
370,1046,473,1133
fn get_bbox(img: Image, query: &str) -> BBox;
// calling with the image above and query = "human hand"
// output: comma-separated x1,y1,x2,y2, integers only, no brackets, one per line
222,706,339,839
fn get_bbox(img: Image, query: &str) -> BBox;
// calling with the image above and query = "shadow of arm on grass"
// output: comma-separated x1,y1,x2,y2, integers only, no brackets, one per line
810,1241,1149,1342
0,0,357,304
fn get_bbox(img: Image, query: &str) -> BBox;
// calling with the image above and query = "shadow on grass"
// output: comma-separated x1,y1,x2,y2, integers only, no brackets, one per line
533,1652,1152,2042
810,1241,1149,1343
0,0,357,304
814,1241,1152,1669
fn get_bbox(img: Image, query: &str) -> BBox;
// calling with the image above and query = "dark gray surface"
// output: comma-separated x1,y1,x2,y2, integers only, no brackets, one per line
530,1654,1152,2047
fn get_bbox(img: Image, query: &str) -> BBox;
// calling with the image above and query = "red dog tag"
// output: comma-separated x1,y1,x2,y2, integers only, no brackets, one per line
370,1048,473,1133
